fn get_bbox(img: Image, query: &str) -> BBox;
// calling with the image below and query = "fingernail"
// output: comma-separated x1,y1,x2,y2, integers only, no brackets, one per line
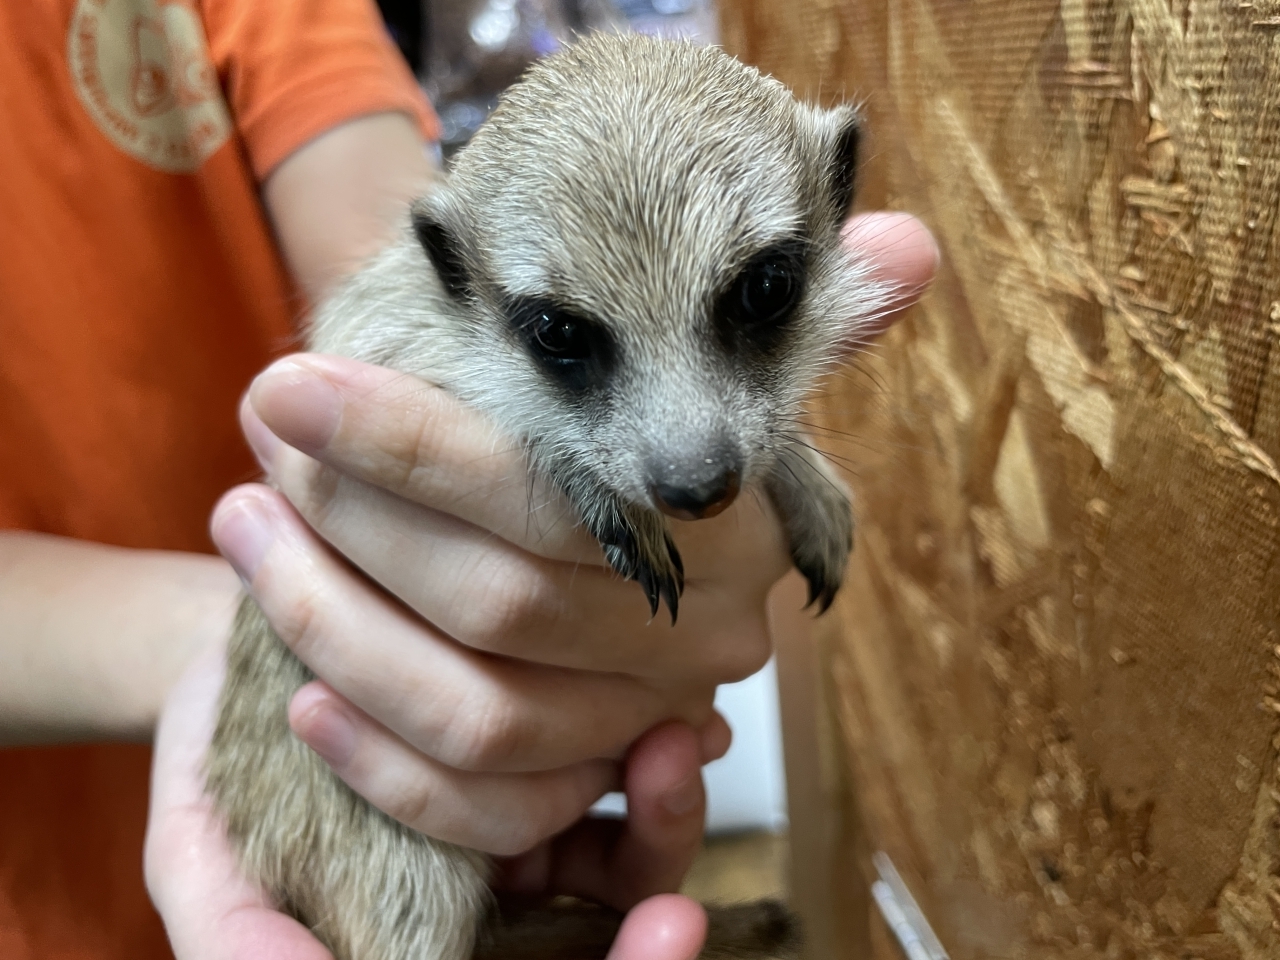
250,358,343,454
291,688,357,768
240,393,283,473
213,496,274,584
662,775,702,817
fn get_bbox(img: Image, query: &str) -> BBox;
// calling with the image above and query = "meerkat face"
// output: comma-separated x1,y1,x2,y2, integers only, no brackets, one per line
411,35,888,519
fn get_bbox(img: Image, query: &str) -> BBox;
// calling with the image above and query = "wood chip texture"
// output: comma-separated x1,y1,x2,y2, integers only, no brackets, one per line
719,1,1280,957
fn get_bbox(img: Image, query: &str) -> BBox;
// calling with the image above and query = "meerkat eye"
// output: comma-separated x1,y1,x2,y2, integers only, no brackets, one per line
716,240,807,349
531,309,592,360
737,258,801,327
509,298,618,393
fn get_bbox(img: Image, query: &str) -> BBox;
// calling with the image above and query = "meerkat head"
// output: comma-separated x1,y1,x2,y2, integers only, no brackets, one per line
410,33,888,521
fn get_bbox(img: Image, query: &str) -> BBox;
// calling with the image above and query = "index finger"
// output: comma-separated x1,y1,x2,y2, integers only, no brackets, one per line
248,355,601,563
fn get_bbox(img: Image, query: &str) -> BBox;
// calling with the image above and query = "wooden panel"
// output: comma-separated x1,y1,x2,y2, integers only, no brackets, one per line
723,1,1280,957
770,573,870,960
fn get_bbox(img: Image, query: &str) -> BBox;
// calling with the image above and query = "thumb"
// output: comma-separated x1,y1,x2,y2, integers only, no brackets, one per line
548,720,707,909
146,642,333,960
841,212,938,340
614,720,708,898
605,894,708,960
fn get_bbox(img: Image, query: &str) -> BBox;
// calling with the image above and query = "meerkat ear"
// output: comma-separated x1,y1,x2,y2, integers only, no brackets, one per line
826,105,861,219
411,193,471,300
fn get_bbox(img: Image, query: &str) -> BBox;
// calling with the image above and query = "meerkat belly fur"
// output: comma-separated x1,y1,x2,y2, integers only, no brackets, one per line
208,34,892,960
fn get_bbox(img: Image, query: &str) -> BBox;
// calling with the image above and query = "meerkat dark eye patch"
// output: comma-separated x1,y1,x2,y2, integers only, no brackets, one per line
412,210,470,300
714,239,808,352
509,298,618,394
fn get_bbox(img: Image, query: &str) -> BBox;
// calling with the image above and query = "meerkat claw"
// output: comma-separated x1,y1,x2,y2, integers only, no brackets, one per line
632,551,682,622
799,562,841,614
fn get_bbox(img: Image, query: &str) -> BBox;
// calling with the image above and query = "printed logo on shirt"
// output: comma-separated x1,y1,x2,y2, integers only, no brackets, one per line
68,0,232,173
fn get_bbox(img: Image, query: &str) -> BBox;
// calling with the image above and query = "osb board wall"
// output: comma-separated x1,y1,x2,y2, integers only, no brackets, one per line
720,1,1280,958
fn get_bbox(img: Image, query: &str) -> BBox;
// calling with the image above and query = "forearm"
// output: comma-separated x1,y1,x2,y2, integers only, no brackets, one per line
263,111,438,303
0,115,434,747
0,531,240,746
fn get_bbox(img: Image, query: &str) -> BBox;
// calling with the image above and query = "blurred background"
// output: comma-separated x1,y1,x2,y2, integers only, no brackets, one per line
379,0,718,154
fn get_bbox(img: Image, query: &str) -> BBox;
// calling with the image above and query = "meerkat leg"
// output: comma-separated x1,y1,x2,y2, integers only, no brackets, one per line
208,598,491,960
602,502,683,621
561,475,684,621
765,441,854,613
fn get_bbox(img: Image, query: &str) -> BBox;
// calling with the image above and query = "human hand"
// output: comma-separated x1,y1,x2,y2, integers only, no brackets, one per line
213,375,769,859
145,640,713,960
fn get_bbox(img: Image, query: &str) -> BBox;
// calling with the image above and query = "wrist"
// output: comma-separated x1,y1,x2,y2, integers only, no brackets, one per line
0,532,241,745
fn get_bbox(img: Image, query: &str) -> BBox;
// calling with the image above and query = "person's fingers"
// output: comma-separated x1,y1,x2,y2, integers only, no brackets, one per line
697,710,733,764
488,709,728,895
210,485,714,773
605,895,708,960
610,722,709,898
234,432,779,681
288,681,619,856
147,645,711,960
145,644,333,960
247,216,934,547
243,381,785,680
841,212,938,339
549,722,707,911
245,356,598,562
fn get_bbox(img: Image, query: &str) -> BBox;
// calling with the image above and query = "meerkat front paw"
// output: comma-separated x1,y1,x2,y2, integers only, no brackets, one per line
587,496,684,621
766,443,854,613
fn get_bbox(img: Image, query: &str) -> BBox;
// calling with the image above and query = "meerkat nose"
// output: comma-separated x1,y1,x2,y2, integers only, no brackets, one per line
650,462,742,521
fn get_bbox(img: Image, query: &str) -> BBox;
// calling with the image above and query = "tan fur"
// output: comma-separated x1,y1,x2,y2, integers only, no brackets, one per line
209,600,490,960
208,34,893,960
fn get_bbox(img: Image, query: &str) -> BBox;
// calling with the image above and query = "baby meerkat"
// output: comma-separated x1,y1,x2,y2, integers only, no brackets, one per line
208,33,892,960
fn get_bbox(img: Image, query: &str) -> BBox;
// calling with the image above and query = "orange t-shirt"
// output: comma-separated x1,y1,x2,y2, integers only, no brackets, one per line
0,0,436,956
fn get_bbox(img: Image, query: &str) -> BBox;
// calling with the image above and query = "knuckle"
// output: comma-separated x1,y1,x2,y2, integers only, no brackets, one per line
265,577,329,662
289,459,345,530
379,778,438,834
458,560,561,652
392,398,451,494
707,616,773,683
438,695,533,772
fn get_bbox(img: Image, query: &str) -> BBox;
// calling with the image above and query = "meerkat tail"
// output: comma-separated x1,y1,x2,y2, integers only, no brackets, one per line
474,898,801,960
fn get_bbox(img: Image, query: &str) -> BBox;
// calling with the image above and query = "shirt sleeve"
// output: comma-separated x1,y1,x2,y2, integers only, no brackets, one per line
203,0,440,182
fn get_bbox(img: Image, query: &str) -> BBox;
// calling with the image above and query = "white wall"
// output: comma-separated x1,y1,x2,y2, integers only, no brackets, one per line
592,657,789,834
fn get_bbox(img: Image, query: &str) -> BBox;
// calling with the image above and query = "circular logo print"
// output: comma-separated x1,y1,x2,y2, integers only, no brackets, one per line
68,0,232,173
